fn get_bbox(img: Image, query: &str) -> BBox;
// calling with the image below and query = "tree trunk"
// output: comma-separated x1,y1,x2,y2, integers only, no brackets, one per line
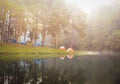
30,31,33,42
34,31,37,45
15,26,17,41
18,19,22,43
6,11,10,43
54,33,57,48
7,23,10,42
70,37,73,48
41,24,46,47
16,13,22,43
1,27,4,46
24,33,26,42
0,20,6,46
70,21,74,48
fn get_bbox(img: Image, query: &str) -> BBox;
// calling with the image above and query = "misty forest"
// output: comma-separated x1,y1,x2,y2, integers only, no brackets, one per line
0,0,120,51
0,0,120,84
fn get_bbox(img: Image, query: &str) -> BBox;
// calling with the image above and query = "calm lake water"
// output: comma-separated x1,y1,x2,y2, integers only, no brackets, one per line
0,54,120,84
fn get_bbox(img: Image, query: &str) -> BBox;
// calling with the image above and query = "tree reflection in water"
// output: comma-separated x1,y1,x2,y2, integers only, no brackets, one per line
0,56,85,84
0,55,120,84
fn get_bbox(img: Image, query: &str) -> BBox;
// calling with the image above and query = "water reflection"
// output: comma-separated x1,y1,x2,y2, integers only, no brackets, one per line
59,55,74,60
0,54,120,84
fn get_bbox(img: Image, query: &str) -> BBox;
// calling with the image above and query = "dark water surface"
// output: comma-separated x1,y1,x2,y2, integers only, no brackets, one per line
0,54,120,84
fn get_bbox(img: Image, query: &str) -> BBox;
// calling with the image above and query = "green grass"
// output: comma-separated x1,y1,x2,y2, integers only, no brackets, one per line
0,43,68,54
0,44,100,55
0,44,98,61
0,44,78,61
0,53,64,62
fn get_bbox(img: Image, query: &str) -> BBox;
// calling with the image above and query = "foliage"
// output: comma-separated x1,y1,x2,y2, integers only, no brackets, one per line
0,0,86,50
80,2,120,51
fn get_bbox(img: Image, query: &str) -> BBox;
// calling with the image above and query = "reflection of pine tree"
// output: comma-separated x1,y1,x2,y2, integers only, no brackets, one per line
0,62,4,84
41,59,45,84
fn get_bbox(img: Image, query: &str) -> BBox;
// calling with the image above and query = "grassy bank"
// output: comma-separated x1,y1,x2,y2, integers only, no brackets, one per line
0,53,64,62
0,44,68,54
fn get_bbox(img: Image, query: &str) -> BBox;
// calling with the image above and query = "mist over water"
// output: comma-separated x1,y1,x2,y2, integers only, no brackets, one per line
0,54,120,84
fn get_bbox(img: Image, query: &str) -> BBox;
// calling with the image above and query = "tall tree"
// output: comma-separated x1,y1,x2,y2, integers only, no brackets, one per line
0,0,16,46
47,0,69,48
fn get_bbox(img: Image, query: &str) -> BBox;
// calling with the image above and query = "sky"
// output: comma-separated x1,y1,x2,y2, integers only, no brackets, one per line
64,0,114,15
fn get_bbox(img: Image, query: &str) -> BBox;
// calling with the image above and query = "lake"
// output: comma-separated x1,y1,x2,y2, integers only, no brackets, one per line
0,53,120,84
